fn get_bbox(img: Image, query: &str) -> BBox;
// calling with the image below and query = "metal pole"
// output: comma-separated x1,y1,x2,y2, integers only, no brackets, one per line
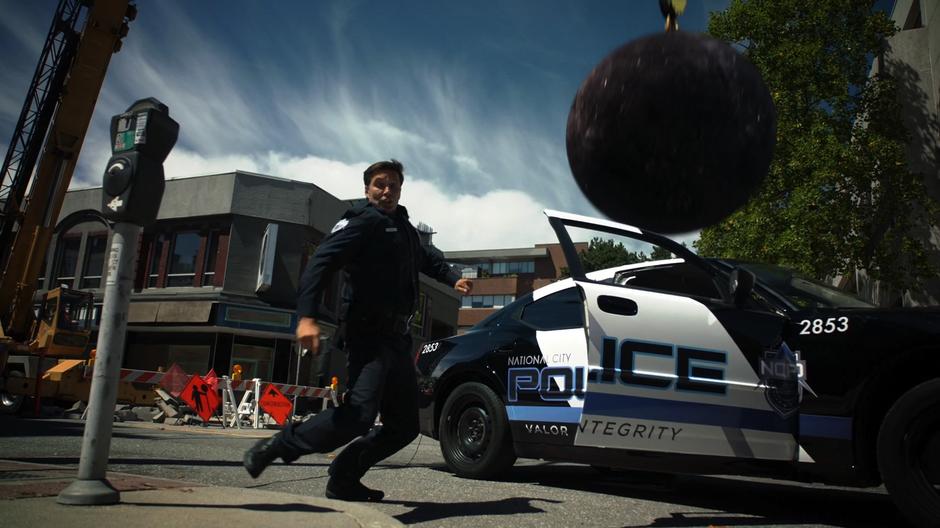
292,344,300,419
57,221,141,505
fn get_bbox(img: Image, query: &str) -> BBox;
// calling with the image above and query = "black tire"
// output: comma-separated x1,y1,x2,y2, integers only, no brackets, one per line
0,390,24,415
877,378,940,528
0,370,27,415
438,382,516,479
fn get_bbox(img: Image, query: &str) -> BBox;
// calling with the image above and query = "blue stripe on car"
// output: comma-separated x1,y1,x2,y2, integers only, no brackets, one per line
507,405,583,423
798,414,852,440
507,397,853,439
582,392,795,433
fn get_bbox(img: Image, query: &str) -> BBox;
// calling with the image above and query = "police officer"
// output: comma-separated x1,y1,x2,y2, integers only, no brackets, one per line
243,159,472,501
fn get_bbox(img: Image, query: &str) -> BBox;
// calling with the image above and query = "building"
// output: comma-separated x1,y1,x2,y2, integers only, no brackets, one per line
40,171,460,396
444,241,586,333
860,0,940,305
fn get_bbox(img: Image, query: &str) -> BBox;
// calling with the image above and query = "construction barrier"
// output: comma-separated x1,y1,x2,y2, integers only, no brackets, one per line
80,365,336,428
108,367,333,399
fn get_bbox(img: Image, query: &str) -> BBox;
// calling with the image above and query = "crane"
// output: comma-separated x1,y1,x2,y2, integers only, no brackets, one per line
0,0,136,410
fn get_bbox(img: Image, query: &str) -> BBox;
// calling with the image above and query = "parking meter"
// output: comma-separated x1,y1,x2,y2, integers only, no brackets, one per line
60,99,178,506
101,97,178,225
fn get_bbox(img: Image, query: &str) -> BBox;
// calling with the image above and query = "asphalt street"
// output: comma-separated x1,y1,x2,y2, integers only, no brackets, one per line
0,416,912,527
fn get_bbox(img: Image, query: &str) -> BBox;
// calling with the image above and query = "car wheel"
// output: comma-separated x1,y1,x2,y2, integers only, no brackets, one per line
877,378,940,528
439,382,516,479
0,370,26,415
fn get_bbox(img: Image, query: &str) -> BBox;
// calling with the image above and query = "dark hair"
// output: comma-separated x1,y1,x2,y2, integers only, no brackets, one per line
363,159,404,186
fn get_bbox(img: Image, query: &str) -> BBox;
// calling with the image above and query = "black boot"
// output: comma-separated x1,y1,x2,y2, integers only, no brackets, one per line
243,435,294,478
325,477,384,502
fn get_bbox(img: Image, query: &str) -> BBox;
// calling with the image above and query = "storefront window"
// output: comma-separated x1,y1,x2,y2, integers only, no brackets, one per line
231,342,274,381
54,235,81,287
202,230,220,286
167,232,200,287
81,234,108,289
147,235,164,288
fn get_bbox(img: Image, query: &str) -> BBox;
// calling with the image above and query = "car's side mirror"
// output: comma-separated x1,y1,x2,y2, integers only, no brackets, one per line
729,268,755,306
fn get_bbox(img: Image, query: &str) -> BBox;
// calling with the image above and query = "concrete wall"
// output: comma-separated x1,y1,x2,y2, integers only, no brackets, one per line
157,173,237,219
225,215,312,307
879,0,940,305
418,273,460,333
230,172,347,234
57,187,102,219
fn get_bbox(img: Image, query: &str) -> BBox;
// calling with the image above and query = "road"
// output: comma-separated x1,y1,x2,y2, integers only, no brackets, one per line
0,416,912,527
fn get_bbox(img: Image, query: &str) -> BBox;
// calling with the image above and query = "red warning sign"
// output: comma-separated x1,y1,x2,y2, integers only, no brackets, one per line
159,363,189,398
179,374,221,423
258,384,293,425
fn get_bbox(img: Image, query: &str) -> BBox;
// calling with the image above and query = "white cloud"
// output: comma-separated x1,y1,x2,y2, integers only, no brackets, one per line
55,1,592,220
405,182,557,251
73,144,698,252
153,149,557,250
452,154,481,173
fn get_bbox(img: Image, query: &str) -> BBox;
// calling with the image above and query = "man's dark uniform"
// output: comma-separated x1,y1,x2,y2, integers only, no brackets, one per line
247,200,459,493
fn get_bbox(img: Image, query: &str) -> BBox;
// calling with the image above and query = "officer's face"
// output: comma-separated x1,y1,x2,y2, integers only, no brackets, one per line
365,171,402,213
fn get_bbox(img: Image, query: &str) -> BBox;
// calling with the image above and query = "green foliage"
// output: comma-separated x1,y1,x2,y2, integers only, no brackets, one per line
650,245,675,260
697,0,937,290
580,237,649,272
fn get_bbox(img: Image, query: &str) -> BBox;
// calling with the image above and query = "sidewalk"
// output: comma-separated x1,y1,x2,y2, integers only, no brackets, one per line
0,459,403,528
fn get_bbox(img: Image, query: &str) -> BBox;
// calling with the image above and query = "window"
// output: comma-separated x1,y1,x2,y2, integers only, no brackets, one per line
520,287,584,330
509,261,534,274
166,232,200,287
147,234,165,288
167,345,211,375
490,261,534,276
231,342,274,381
36,256,48,290
127,344,210,375
54,235,82,287
80,234,108,289
144,227,229,289
202,230,221,287
461,294,515,308
614,262,722,299
564,224,721,300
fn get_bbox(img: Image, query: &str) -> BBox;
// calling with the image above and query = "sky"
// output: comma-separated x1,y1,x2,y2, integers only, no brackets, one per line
1,1,730,251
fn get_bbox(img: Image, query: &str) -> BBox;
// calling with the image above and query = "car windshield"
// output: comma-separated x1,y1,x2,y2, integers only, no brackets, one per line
737,262,875,309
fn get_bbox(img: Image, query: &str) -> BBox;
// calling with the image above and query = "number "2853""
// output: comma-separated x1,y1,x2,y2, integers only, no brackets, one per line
799,317,849,335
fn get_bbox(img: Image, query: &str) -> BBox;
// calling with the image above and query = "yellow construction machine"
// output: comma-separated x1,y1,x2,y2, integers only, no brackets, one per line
0,0,144,413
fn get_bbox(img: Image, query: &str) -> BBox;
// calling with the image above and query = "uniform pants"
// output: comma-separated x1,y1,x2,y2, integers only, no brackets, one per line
279,331,418,482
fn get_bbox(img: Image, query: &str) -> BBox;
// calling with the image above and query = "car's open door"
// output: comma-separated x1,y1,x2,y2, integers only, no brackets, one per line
545,210,802,463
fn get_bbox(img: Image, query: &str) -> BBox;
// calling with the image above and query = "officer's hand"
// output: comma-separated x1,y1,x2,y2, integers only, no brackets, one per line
297,317,321,356
454,278,473,295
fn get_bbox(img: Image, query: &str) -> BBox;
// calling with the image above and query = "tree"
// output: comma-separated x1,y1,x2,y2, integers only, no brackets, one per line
696,0,936,291
580,237,648,272
650,245,675,260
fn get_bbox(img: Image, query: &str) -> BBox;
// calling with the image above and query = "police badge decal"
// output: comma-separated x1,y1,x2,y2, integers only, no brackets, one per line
759,341,803,418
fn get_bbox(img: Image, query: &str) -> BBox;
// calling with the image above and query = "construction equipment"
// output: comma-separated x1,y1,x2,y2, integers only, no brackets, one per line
0,0,136,412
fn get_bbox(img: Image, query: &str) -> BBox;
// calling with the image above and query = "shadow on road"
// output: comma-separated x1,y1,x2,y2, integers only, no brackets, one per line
123,501,336,514
386,496,563,525
0,417,162,440
428,464,908,528
7,456,328,470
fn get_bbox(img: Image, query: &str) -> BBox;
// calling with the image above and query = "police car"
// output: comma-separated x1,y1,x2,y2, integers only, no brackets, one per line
416,210,940,527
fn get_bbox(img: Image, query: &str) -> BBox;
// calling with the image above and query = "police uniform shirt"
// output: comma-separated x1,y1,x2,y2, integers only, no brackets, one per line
297,202,460,322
